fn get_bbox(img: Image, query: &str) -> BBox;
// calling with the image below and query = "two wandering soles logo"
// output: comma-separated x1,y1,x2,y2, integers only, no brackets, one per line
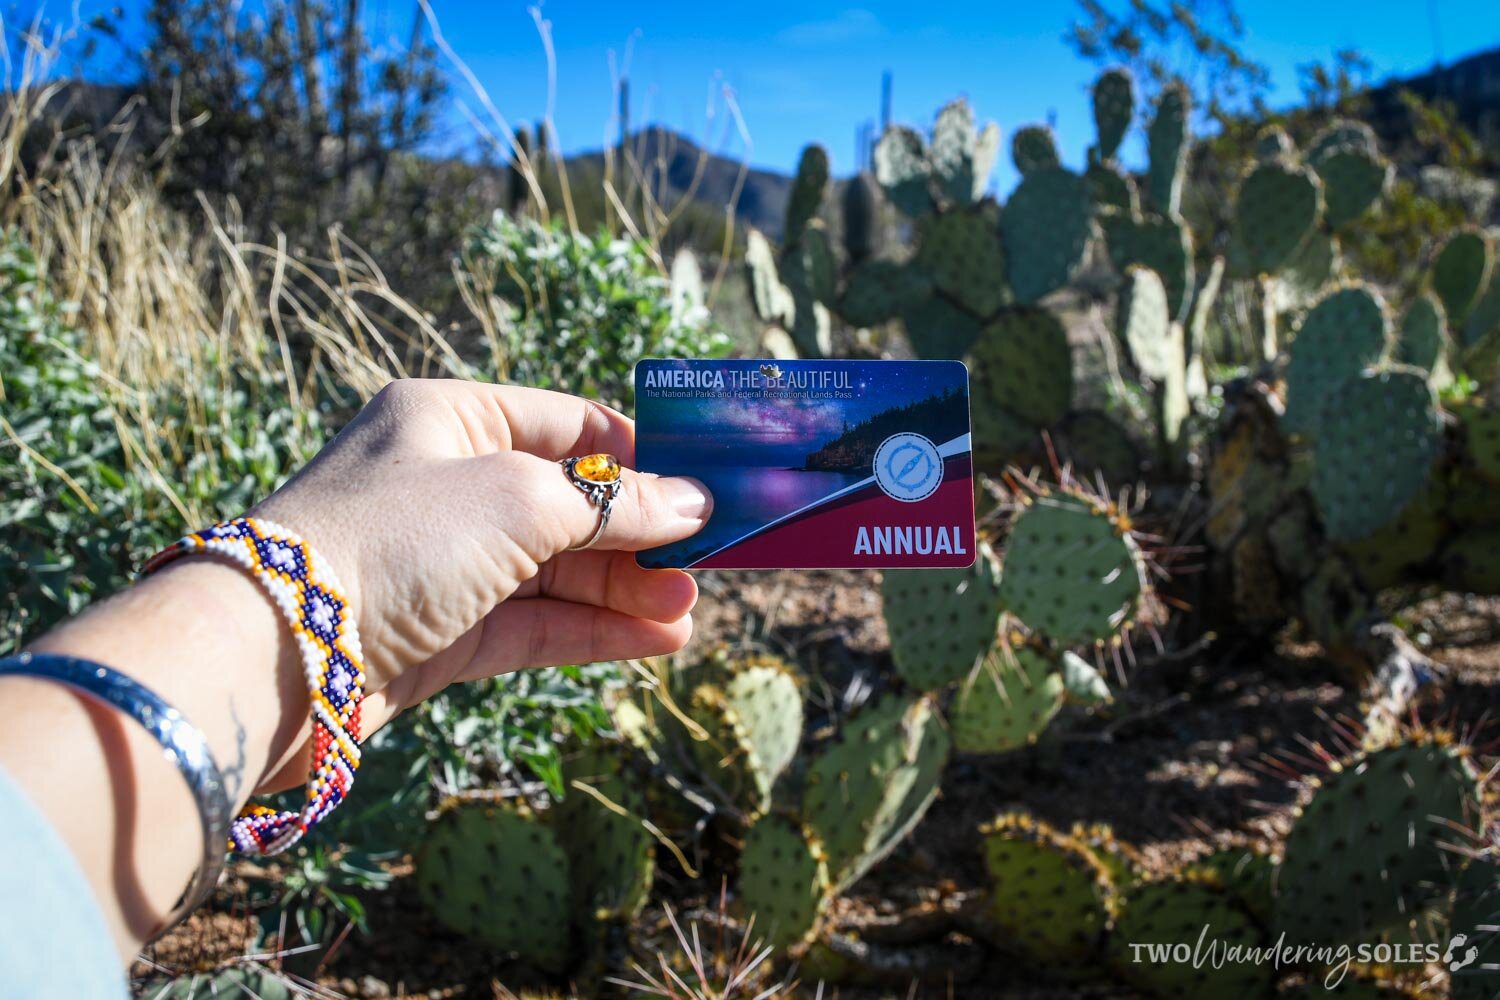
1126,925,1484,990
874,432,943,503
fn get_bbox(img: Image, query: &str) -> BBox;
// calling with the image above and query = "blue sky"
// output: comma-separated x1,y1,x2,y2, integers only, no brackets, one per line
36,1,1500,193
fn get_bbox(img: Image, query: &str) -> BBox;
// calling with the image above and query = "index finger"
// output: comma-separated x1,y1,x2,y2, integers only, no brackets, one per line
425,380,638,464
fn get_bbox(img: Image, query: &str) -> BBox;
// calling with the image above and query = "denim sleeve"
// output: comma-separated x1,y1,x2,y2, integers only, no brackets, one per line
0,764,126,1000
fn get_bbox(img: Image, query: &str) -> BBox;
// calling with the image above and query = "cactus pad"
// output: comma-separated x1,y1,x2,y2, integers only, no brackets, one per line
1111,879,1270,998
1000,167,1095,305
1432,229,1493,327
1119,265,1174,382
1103,213,1194,321
745,228,792,326
881,543,1003,690
1312,145,1390,229
782,222,837,304
1234,161,1321,276
785,145,829,246
1310,366,1440,542
1054,409,1143,486
738,812,829,950
914,208,1007,317
1011,125,1060,176
1183,848,1276,926
1308,118,1378,162
1458,402,1500,483
1396,293,1452,388
999,493,1145,646
1085,161,1137,213
556,747,653,922
900,293,984,359
980,812,1113,964
949,639,1065,754
803,695,950,891
1275,737,1481,946
930,98,997,205
415,797,572,971
1448,859,1500,1000
874,125,933,217
1444,526,1500,594
1091,68,1134,161
1146,83,1189,215
1342,478,1448,590
1283,284,1390,435
966,306,1074,428
1253,123,1294,161
839,259,932,328
722,655,804,793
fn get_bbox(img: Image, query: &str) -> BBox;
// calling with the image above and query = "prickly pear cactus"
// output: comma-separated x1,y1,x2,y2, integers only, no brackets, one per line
1275,735,1481,946
1448,857,1500,1000
1309,366,1441,542
671,651,803,816
838,259,931,329
1110,878,1271,999
414,795,572,972
1119,265,1174,382
1091,68,1134,162
1431,229,1493,327
948,638,1065,754
556,747,653,923
913,207,1007,317
1182,847,1276,926
998,492,1146,646
1309,141,1390,230
1102,213,1194,321
874,125,934,217
1283,284,1390,435
1011,125,1061,176
966,306,1074,453
802,694,950,892
1396,293,1453,388
930,98,1001,206
881,542,1003,690
737,812,829,950
1233,160,1321,276
1458,401,1500,483
1145,83,1189,216
721,654,805,790
980,812,1114,964
1070,821,1144,889
901,293,984,359
785,145,829,246
1000,166,1096,305
1054,409,1143,486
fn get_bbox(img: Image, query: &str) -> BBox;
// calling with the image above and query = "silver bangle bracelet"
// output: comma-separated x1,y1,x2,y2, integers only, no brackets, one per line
0,651,231,938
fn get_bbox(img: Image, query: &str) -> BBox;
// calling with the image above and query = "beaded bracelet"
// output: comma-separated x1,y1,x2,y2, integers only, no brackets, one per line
144,517,366,855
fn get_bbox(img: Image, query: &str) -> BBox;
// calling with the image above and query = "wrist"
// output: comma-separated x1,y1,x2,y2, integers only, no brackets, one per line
31,558,309,803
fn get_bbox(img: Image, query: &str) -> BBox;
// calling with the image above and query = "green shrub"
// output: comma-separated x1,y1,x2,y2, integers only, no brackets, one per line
466,213,728,409
0,232,325,652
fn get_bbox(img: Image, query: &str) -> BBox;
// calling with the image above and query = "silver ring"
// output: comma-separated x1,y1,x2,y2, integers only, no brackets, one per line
561,454,623,551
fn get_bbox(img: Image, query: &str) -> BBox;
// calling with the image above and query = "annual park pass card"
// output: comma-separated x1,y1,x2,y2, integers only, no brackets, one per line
634,359,975,570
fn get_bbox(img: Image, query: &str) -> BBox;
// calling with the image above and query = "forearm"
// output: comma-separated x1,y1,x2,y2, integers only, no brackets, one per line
1,560,308,959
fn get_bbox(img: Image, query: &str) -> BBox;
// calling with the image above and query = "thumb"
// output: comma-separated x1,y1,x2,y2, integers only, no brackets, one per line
485,451,714,559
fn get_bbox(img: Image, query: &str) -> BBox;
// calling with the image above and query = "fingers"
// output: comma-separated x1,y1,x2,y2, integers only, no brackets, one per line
385,379,638,462
495,451,713,556
512,550,699,623
457,600,693,682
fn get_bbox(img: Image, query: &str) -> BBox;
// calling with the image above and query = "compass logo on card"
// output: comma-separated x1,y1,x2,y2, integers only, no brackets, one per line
874,432,943,503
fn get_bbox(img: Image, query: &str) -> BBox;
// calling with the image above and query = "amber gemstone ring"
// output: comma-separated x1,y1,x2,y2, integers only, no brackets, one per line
561,453,624,550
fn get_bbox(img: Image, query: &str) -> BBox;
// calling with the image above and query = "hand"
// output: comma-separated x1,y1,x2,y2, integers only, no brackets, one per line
251,378,712,743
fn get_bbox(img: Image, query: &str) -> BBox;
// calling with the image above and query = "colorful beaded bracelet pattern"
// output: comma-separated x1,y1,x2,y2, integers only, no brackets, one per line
144,516,366,855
